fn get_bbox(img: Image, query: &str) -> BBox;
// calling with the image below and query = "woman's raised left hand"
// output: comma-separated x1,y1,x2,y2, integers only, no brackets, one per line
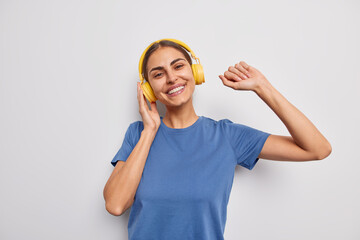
219,61,270,92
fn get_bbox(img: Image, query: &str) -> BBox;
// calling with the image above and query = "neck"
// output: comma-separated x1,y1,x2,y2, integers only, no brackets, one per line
163,97,198,129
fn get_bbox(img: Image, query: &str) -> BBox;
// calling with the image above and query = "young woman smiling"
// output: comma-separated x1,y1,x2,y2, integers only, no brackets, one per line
103,39,332,240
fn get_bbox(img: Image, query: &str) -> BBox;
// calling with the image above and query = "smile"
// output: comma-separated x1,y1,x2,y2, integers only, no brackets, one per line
166,85,185,97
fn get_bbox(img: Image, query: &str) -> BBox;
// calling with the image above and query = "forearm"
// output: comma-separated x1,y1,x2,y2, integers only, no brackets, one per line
104,129,157,215
254,83,332,159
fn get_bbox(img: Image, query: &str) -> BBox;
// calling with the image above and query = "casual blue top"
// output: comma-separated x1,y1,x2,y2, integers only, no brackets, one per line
111,116,270,240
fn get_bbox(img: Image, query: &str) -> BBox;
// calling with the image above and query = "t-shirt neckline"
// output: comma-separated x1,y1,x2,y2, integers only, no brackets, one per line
160,116,203,134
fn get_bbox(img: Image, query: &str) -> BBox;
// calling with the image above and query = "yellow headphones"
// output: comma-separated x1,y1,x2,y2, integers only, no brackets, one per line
138,38,205,103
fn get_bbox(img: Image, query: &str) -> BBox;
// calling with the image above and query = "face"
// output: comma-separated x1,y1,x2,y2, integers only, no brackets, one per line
146,47,195,107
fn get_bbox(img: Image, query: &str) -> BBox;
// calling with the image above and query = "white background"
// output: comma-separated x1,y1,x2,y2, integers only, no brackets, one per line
1,0,359,239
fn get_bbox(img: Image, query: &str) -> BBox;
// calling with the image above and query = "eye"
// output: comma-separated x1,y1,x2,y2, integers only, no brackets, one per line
175,64,184,69
154,73,162,78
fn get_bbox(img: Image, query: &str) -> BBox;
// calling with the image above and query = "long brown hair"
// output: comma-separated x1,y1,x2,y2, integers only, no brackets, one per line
142,40,193,82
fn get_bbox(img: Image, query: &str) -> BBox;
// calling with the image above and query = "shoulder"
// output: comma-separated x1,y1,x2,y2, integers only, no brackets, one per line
125,120,144,141
128,120,144,131
201,116,237,128
201,116,233,125
200,116,244,135
201,116,262,136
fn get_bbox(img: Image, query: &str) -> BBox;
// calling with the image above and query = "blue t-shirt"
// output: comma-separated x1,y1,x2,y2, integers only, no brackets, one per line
111,116,270,240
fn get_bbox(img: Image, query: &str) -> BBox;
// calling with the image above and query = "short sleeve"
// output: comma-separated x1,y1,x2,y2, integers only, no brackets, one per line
111,121,143,167
221,119,271,170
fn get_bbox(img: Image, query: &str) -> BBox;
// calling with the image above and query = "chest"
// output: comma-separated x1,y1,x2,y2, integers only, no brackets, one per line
134,132,236,206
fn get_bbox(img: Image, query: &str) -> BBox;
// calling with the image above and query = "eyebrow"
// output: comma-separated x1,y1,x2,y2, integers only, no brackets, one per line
149,58,186,75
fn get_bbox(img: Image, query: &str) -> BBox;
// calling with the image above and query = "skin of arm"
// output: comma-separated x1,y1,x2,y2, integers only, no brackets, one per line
255,83,332,161
103,129,157,216
219,61,332,161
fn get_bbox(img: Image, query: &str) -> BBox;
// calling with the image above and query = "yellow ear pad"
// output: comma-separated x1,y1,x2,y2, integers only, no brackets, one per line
191,64,205,85
141,81,157,103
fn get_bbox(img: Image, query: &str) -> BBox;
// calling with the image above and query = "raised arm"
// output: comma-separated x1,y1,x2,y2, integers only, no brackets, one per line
219,61,332,162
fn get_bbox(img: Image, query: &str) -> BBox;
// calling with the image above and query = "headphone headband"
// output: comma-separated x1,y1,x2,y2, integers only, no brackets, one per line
138,38,200,83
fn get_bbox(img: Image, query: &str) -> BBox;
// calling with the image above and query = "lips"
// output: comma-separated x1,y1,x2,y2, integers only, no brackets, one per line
167,84,185,94
167,86,185,97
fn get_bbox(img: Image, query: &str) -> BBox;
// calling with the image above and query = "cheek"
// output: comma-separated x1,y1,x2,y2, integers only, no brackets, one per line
149,81,164,98
148,80,159,89
179,69,195,83
189,81,196,92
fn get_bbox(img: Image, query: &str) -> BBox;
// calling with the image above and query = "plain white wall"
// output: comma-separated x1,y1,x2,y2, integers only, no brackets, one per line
1,0,359,239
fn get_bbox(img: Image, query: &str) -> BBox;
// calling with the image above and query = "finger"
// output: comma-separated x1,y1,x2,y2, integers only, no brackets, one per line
137,83,142,108
235,63,251,78
137,82,141,101
137,83,147,111
240,61,250,70
230,65,248,79
224,71,242,82
150,101,158,113
219,75,236,89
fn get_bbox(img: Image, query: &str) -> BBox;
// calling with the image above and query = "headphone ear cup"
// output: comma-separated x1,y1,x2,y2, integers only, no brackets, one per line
191,64,205,85
141,81,157,103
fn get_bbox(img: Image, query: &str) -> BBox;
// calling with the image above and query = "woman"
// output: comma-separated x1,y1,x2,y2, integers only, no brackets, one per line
103,39,332,240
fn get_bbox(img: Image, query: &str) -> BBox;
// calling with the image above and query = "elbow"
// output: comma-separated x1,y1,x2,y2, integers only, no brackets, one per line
105,202,124,216
316,142,332,160
105,198,134,216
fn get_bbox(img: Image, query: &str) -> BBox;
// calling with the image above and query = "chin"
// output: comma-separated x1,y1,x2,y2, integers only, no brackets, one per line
162,93,193,107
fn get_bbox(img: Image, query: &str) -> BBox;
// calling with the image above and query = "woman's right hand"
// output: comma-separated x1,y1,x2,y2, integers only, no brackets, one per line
137,82,161,132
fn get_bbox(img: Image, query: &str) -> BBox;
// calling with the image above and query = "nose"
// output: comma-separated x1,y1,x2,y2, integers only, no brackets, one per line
166,70,177,84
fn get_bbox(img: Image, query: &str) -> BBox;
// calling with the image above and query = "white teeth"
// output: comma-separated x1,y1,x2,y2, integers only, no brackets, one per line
168,86,184,95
